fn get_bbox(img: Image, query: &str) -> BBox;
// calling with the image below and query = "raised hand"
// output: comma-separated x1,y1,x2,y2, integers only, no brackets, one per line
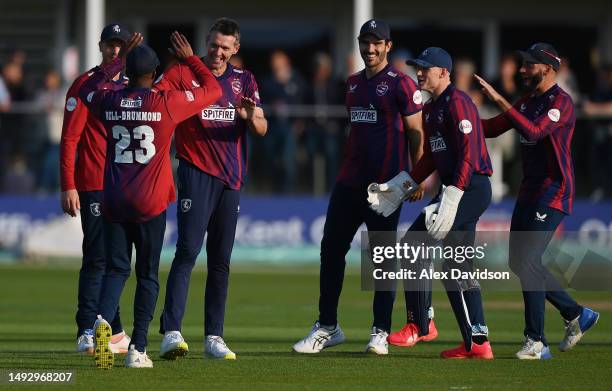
119,32,143,61
236,96,257,120
169,31,194,61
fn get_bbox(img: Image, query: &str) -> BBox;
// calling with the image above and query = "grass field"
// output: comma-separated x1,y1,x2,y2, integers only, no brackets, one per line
0,263,611,390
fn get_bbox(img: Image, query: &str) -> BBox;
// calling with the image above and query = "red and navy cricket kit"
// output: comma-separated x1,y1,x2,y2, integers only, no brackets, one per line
482,84,581,344
155,61,261,336
319,64,423,332
59,67,127,338
483,84,574,214
79,56,221,351
403,84,492,350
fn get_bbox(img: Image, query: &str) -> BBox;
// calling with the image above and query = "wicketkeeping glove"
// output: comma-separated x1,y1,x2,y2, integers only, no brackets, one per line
427,185,464,240
422,202,440,230
367,171,417,217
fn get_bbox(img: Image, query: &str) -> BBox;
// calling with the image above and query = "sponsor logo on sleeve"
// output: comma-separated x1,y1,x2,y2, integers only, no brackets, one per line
413,90,422,105
459,119,473,134
185,91,195,102
547,108,560,122
66,97,77,112
349,108,377,123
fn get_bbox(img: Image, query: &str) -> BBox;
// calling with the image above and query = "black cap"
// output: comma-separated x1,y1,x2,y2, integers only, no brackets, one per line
125,44,160,77
100,23,130,43
516,43,561,71
406,47,453,72
358,19,391,41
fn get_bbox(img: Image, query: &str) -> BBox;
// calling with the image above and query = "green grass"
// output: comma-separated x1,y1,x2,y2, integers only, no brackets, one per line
0,263,611,390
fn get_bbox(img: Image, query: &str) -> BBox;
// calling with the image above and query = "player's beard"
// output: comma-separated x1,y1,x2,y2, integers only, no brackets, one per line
520,70,544,93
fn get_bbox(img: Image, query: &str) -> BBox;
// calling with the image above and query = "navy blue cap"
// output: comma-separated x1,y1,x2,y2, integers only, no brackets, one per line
516,43,561,71
358,19,391,41
406,47,453,72
125,44,160,77
100,23,130,43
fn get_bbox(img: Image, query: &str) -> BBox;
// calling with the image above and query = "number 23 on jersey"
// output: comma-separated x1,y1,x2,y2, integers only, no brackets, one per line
112,125,156,164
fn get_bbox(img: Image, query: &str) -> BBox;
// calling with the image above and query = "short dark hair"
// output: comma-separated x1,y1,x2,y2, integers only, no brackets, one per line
209,17,240,43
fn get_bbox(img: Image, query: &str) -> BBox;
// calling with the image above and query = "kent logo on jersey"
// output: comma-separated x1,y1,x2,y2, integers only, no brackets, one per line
350,108,377,123
201,105,236,122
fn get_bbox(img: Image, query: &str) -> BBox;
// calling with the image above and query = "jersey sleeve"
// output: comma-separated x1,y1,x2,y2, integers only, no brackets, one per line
397,75,423,117
409,134,436,184
504,93,574,142
447,97,482,190
244,71,262,106
59,80,88,191
78,58,123,115
164,56,222,124
154,62,189,92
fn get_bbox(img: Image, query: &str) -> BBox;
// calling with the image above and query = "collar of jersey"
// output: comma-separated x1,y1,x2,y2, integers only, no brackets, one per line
362,63,391,81
432,83,455,106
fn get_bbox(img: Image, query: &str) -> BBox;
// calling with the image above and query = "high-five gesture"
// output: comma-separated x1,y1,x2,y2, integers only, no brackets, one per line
170,31,194,61
119,32,144,61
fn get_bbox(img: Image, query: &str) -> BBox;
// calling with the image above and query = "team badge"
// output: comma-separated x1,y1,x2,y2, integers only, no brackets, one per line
90,203,101,217
459,119,473,134
231,79,242,94
66,97,77,112
370,20,377,28
520,103,527,112
376,82,388,96
547,108,560,122
180,199,192,213
112,25,120,33
535,212,547,222
413,90,422,104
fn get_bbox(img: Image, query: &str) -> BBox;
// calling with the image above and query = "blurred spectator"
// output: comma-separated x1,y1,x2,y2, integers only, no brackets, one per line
260,50,307,193
557,57,581,102
490,54,521,103
583,63,612,199
305,52,344,193
453,58,478,95
33,70,66,193
390,48,416,81
1,154,35,194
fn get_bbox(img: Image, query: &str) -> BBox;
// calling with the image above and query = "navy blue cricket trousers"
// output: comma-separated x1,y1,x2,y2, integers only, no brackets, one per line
76,190,123,337
318,182,401,332
161,160,240,337
98,210,166,352
402,174,491,348
509,203,582,345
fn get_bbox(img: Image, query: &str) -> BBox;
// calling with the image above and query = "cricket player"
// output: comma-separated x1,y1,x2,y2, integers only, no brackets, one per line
155,18,267,360
60,23,131,355
79,32,221,368
475,43,599,359
293,19,425,355
369,47,495,359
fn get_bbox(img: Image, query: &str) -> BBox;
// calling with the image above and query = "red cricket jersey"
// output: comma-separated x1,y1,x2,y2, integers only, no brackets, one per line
78,56,221,222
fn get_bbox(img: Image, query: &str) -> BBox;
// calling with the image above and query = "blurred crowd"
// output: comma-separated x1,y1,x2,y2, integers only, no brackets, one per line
1,47,611,198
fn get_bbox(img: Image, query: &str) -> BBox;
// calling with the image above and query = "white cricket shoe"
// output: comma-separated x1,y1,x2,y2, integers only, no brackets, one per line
365,327,389,355
93,316,113,369
160,331,189,360
77,329,94,354
109,331,131,354
292,321,346,354
125,345,153,368
205,336,236,360
516,337,552,360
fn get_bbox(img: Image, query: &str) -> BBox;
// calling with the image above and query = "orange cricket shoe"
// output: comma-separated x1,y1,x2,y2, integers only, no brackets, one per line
387,320,439,347
440,341,494,360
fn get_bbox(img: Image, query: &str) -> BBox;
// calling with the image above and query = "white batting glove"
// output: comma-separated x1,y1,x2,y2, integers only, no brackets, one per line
367,171,417,217
423,202,440,230
427,185,464,240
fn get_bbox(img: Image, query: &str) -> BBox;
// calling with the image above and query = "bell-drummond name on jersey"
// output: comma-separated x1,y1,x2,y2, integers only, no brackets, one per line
349,107,377,123
104,110,162,121
201,105,236,122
